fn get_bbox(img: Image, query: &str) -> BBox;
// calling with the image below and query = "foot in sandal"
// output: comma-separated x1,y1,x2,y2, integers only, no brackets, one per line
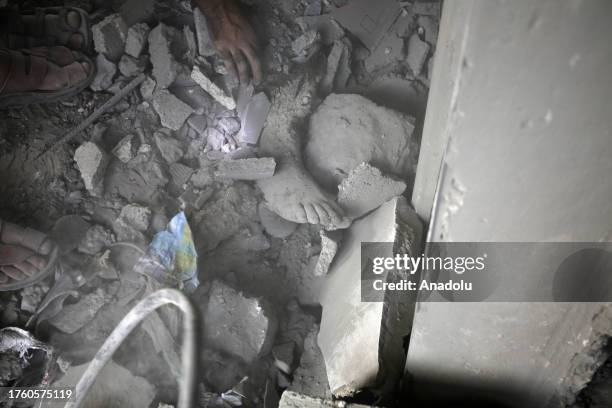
0,45,94,108
0,220,58,291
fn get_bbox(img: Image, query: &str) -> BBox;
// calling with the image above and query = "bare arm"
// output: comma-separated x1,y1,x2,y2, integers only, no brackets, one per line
193,0,263,85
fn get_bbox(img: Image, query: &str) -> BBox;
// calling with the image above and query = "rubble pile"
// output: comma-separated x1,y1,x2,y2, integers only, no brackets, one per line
0,0,440,406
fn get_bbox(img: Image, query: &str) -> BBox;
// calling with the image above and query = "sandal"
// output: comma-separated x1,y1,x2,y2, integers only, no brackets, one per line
0,220,59,292
0,46,95,108
0,6,92,53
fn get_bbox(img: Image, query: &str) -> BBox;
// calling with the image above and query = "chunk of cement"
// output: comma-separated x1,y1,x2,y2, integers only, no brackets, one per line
187,114,208,135
149,23,184,89
118,54,148,77
314,230,342,276
112,134,134,163
258,203,298,238
140,75,156,100
154,131,184,163
318,197,422,396
92,13,128,61
78,225,116,255
291,30,320,61
169,162,194,187
125,22,150,58
320,40,344,95
239,92,271,146
152,89,195,130
194,7,216,57
202,280,277,363
215,158,276,180
191,65,236,110
406,33,430,77
330,0,401,50
279,391,377,408
364,29,405,72
119,204,151,231
289,325,332,399
90,54,117,91
338,162,407,218
74,142,109,195
306,94,418,191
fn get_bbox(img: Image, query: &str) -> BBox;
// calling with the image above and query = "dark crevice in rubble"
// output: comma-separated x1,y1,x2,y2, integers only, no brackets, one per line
572,339,612,408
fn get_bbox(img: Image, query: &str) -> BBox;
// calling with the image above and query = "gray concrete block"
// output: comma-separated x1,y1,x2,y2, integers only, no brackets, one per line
314,230,342,276
152,90,195,131
154,131,185,164
215,158,276,180
74,142,109,195
194,7,216,57
125,22,150,58
338,162,407,218
149,23,184,89
111,134,134,163
139,75,156,100
118,54,148,77
238,92,271,146
289,325,332,399
191,66,236,110
202,280,277,363
406,33,430,77
318,197,422,396
92,13,128,62
90,54,117,92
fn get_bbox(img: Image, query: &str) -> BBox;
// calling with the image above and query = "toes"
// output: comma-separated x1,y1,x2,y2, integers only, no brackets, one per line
69,33,84,50
27,254,48,269
294,204,308,224
38,240,54,256
14,261,38,277
320,202,342,226
304,204,320,224
1,266,27,281
313,203,331,227
65,60,89,85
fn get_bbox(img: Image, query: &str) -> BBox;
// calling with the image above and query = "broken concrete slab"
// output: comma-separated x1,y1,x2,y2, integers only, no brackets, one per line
238,92,271,146
140,75,156,100
338,162,407,218
74,142,109,196
187,114,208,136
92,13,129,61
406,32,430,77
292,30,321,63
169,162,194,188
194,7,216,57
258,203,298,239
119,204,151,231
289,325,332,399
364,30,405,72
191,65,236,110
279,391,377,408
149,23,185,89
90,54,117,92
125,22,150,58
331,0,402,50
152,89,195,130
306,93,419,191
118,54,149,77
318,197,422,396
78,225,116,255
314,230,342,276
215,158,276,180
154,131,185,164
183,25,197,61
112,134,134,163
190,167,214,188
201,280,277,363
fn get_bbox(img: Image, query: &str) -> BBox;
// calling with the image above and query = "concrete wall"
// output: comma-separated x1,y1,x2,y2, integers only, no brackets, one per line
407,0,612,406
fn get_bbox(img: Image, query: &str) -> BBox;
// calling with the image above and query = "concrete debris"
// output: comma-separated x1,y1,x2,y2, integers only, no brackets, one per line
215,158,276,180
190,167,214,188
215,115,241,138
119,204,151,231
125,22,151,58
314,230,342,276
149,23,184,89
187,114,208,135
20,283,50,314
318,197,422,396
338,162,407,218
291,30,321,63
47,288,111,334
169,162,194,187
140,75,156,100
183,25,197,61
152,89,195,130
90,54,117,91
191,65,236,110
304,0,322,16
258,203,298,239
331,0,401,50
118,54,149,77
194,7,216,57
272,342,296,374
306,93,418,191
78,225,116,255
206,127,228,151
92,13,129,61
179,187,213,211
112,134,134,163
238,92,271,146
226,226,271,252
406,32,430,76
289,325,332,399
364,30,404,72
295,15,345,46
279,391,377,408
74,142,109,196
201,280,277,363
320,39,346,95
